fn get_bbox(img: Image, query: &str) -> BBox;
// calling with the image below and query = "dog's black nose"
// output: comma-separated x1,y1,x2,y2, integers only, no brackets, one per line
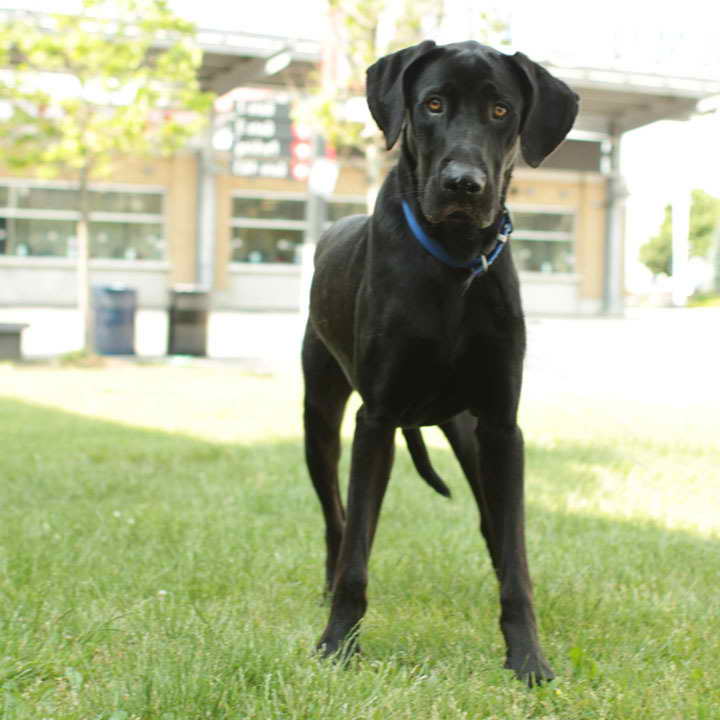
441,162,486,195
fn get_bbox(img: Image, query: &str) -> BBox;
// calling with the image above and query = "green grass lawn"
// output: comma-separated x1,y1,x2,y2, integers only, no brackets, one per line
688,293,720,308
1,365,719,719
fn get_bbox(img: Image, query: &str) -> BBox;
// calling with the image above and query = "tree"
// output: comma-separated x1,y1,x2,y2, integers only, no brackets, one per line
640,189,720,277
689,189,720,258
640,205,672,276
0,0,213,352
307,0,505,209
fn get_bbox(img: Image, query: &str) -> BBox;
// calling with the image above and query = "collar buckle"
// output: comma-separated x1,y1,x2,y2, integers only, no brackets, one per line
401,200,513,279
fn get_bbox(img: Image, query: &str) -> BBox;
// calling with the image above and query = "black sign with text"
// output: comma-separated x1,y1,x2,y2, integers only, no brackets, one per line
231,96,306,180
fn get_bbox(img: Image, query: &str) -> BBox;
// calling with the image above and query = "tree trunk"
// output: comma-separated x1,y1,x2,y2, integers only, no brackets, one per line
77,165,93,353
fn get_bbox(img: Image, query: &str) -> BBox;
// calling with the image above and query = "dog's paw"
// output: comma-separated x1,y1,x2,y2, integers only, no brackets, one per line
505,652,555,687
316,629,362,665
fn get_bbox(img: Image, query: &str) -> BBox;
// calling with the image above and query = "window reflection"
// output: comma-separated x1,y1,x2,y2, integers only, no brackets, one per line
509,210,575,274
0,184,165,260
230,194,366,265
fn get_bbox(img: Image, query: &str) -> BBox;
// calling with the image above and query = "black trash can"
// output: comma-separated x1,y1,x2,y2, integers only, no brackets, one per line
167,286,209,356
92,285,137,355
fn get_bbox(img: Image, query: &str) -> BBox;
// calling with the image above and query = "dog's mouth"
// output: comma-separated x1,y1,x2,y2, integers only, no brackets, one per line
420,175,498,229
446,210,473,222
425,202,495,228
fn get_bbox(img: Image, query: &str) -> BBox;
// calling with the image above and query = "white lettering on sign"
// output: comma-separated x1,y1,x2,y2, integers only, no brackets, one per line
234,139,281,158
233,159,289,178
235,100,289,118
234,118,278,139
230,92,293,178
233,159,259,176
259,160,289,178
247,101,276,117
245,119,276,138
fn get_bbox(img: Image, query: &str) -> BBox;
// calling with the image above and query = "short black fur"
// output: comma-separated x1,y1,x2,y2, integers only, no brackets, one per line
302,40,578,686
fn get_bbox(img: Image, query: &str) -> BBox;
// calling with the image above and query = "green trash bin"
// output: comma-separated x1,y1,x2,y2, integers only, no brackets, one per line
167,286,209,356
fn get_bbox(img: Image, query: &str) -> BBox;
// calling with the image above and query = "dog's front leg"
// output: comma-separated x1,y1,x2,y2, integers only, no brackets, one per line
475,420,554,686
317,406,395,659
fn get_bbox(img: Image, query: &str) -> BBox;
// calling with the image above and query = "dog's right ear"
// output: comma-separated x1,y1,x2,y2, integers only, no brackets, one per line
366,40,437,150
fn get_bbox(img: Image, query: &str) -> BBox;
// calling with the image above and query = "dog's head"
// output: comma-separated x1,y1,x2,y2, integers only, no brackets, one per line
367,41,579,228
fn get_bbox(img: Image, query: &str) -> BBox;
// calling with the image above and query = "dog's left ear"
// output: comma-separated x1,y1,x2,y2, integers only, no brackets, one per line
366,40,437,150
507,52,579,168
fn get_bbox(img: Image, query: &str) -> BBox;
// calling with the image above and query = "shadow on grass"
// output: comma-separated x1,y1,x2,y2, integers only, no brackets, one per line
2,395,719,712
3,391,717,574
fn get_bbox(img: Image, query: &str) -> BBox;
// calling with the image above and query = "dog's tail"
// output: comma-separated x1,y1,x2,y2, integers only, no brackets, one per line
402,428,451,498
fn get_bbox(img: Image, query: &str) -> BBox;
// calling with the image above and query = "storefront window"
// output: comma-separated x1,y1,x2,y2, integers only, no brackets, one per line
230,194,367,265
0,183,165,259
512,211,573,234
231,193,306,265
10,218,75,256
91,221,164,260
232,196,305,222
0,187,9,255
90,191,163,215
326,199,367,223
231,227,304,263
510,209,575,274
15,186,79,211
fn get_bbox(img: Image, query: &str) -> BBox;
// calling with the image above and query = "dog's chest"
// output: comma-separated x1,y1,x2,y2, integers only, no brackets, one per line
358,323,513,427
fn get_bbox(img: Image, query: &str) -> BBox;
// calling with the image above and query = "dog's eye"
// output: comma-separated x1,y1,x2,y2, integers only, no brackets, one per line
425,97,444,114
492,103,509,120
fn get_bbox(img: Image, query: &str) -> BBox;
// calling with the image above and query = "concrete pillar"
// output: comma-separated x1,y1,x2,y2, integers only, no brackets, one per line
196,115,217,291
301,134,335,322
602,133,626,315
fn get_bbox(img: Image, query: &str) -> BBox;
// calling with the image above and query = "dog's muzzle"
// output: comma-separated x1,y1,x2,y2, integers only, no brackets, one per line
421,160,496,226
440,161,486,197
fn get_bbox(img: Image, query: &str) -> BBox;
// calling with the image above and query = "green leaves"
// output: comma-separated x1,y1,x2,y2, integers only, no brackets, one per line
0,0,213,181
640,205,673,277
640,189,720,277
689,188,720,258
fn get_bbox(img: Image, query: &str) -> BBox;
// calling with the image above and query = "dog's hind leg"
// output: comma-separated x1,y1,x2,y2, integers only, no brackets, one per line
302,323,352,596
440,411,481,491
441,412,500,562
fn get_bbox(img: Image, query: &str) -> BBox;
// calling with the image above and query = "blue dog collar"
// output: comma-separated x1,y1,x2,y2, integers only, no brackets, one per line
401,200,512,280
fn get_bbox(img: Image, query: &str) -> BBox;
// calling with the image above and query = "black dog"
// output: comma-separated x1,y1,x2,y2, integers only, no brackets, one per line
302,40,578,685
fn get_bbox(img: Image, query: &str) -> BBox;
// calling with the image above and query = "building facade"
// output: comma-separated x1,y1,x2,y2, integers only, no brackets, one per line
0,139,609,318
3,21,719,354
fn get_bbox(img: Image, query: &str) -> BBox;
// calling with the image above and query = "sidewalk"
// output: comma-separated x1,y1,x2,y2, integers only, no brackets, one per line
524,307,720,408
1,306,718,410
0,307,305,371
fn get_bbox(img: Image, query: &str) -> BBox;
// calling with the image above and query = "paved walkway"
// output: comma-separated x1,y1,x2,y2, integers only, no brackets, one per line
524,307,719,409
1,305,717,412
